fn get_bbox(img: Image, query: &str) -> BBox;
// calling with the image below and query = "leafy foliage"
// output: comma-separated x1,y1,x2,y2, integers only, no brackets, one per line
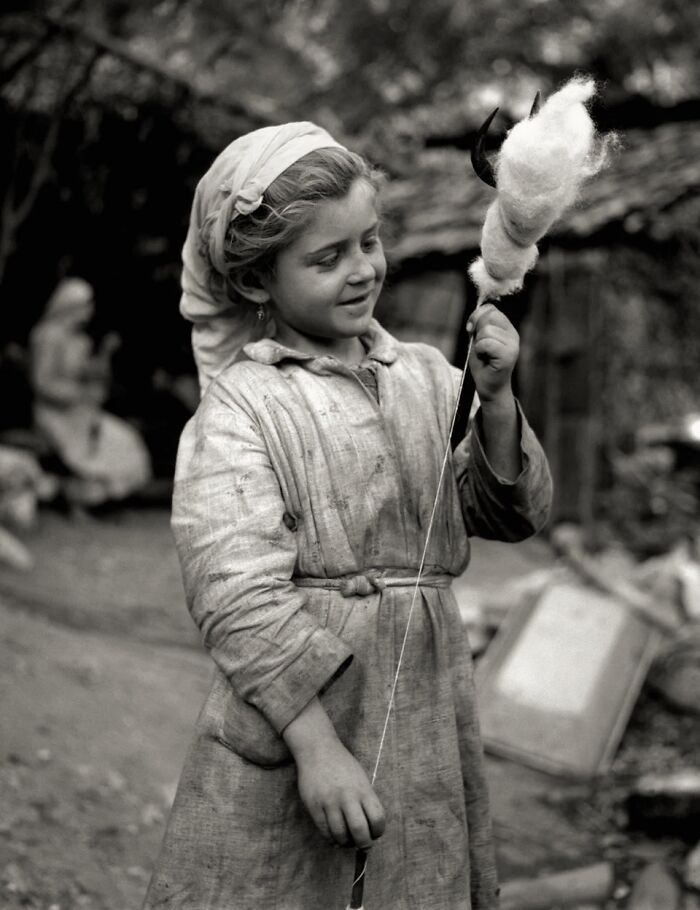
3,0,700,150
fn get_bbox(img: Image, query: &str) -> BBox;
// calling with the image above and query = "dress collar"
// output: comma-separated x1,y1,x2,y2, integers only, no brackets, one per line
242,319,398,369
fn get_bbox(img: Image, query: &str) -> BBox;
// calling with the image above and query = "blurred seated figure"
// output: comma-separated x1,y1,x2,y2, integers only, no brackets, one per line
29,277,151,507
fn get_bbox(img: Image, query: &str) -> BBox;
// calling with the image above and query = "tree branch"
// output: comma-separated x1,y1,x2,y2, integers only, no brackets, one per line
0,24,59,87
0,0,84,87
41,10,276,127
14,49,100,226
0,46,101,288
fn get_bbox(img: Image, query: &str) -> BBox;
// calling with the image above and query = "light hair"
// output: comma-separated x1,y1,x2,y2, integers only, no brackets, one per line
223,147,384,300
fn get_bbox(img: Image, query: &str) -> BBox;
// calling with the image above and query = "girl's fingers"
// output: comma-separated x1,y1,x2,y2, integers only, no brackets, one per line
476,324,514,344
313,809,333,843
467,303,508,334
343,802,373,849
362,793,386,840
475,325,517,350
473,337,511,363
325,806,350,846
473,332,510,352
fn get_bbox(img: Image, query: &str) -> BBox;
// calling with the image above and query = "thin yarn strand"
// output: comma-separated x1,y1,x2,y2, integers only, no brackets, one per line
370,324,477,786
348,314,480,910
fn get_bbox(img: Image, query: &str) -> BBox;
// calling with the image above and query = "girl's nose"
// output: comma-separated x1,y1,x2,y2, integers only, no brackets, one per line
348,250,376,284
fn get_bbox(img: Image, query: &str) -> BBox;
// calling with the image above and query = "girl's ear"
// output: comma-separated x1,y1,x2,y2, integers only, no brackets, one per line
229,269,271,304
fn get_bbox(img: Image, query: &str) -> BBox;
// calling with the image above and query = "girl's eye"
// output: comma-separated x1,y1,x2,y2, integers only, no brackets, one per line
316,252,339,268
362,236,380,251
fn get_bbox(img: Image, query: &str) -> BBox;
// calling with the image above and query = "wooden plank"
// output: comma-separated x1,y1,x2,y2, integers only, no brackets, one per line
500,862,615,910
476,582,662,778
627,863,682,910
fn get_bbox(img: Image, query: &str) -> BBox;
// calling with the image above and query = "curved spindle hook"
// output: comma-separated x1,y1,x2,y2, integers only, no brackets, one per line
470,91,542,188
470,106,499,188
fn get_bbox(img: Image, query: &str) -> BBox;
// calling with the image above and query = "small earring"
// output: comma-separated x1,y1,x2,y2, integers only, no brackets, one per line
256,303,266,321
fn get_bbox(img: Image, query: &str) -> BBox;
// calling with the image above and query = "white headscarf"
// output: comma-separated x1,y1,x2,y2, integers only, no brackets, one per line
180,122,344,394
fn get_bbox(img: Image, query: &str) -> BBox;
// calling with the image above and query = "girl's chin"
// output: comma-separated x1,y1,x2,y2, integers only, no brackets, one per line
334,304,375,331
279,308,375,348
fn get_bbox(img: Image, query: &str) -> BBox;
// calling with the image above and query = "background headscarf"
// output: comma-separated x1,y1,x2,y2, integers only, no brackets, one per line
40,277,94,324
180,121,344,394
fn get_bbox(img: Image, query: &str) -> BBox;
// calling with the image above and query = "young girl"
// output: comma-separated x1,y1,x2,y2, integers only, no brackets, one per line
143,122,551,910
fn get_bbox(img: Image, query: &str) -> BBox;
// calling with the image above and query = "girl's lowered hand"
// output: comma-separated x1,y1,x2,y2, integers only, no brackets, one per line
295,736,386,849
466,303,520,404
283,697,386,849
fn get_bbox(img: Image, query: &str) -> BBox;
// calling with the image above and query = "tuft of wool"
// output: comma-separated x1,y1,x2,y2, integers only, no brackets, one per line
470,76,612,302
468,253,537,301
478,202,539,282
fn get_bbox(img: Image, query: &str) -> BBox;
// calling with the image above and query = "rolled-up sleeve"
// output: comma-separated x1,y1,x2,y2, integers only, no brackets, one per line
453,400,553,541
171,381,352,734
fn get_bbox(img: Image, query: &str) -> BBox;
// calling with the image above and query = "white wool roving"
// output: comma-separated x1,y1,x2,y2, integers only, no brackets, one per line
469,76,610,301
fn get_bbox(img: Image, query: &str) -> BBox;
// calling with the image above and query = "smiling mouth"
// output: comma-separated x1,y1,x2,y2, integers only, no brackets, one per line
341,288,374,305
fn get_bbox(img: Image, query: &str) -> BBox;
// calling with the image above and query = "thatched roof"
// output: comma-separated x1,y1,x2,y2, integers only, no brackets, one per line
383,121,700,263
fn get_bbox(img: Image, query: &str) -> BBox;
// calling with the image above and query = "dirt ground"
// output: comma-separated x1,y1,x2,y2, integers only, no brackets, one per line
0,509,697,909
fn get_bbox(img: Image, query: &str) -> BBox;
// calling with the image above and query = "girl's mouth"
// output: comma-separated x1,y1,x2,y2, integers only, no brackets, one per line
340,288,374,306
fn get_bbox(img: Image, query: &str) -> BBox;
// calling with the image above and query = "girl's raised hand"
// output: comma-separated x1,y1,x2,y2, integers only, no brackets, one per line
283,697,386,849
466,303,520,404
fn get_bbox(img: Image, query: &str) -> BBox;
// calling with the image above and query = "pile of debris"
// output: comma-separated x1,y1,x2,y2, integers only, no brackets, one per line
496,843,700,909
467,522,700,909
472,523,700,725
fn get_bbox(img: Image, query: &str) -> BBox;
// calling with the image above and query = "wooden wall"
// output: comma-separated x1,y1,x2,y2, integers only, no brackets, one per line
519,248,606,530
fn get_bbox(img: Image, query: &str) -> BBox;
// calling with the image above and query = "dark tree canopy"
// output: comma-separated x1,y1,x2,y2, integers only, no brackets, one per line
3,0,699,154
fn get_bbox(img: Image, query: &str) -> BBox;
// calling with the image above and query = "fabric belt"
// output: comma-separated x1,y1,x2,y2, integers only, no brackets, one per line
293,571,452,598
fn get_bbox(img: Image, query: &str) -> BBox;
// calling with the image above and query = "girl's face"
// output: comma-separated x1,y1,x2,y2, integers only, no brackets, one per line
261,179,386,361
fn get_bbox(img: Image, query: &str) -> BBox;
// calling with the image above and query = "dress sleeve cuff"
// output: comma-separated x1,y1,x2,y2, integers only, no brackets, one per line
468,400,533,496
454,398,552,541
254,629,354,734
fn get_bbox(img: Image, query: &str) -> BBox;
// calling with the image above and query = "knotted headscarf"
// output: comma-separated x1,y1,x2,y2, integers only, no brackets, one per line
41,277,94,323
180,121,344,394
